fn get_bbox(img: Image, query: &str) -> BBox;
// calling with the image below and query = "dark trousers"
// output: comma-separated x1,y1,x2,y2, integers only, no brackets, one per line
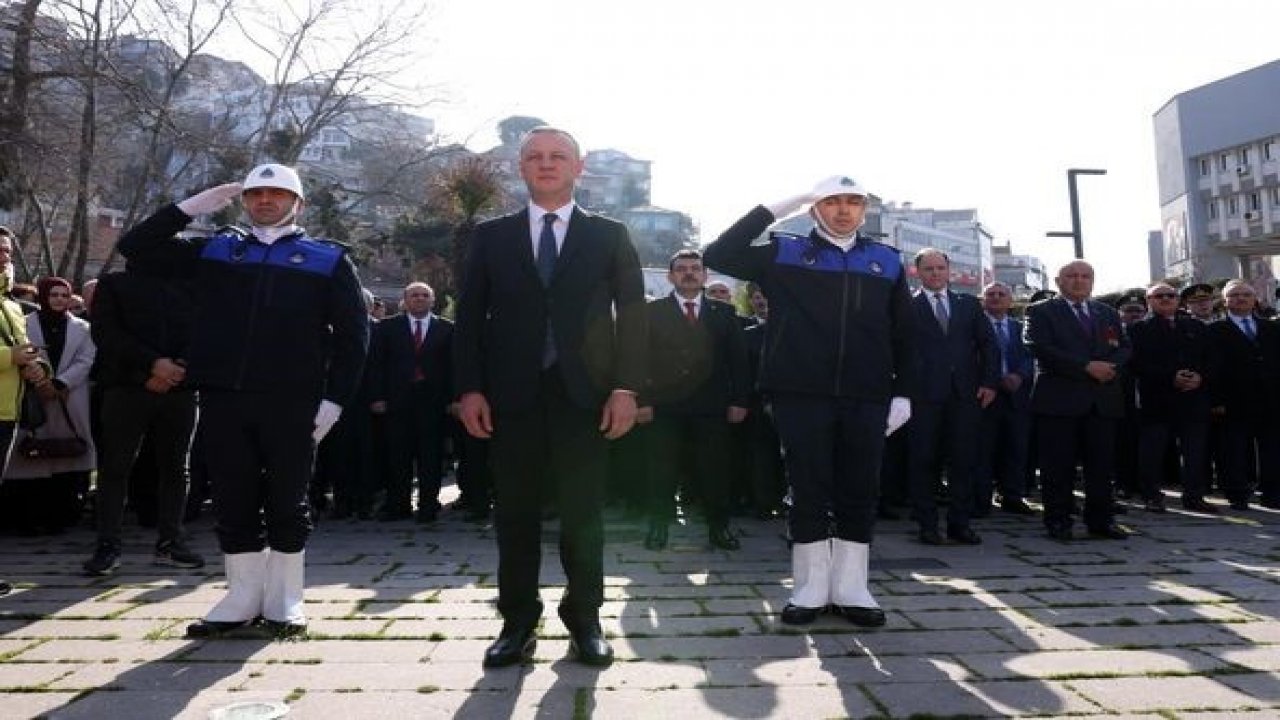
490,369,607,628
198,391,315,554
977,394,1031,506
771,392,886,544
385,384,448,514
453,421,491,508
646,412,732,527
1221,416,1280,505
1036,413,1116,530
908,396,981,531
1139,418,1209,502
1114,414,1141,496
94,386,197,544
315,408,377,515
745,405,784,514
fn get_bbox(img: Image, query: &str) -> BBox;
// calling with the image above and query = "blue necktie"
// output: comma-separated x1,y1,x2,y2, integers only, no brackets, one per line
538,213,558,367
995,320,1010,375
537,213,557,286
1243,317,1257,341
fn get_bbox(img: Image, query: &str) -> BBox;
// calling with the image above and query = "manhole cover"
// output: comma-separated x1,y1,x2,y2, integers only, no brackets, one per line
209,701,290,720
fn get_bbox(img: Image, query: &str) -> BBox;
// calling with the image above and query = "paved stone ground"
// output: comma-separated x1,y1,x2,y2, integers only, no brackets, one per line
1,487,1277,719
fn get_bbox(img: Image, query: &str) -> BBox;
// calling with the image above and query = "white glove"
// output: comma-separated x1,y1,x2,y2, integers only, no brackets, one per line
765,192,816,220
312,400,342,443
177,183,242,217
885,397,911,437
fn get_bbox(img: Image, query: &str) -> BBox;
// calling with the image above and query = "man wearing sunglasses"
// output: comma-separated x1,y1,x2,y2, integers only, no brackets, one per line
1127,283,1216,514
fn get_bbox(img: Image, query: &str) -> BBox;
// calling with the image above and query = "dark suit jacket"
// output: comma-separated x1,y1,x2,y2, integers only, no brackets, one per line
1128,314,1213,420
368,312,453,413
988,315,1034,409
1206,315,1280,421
910,290,999,404
453,206,647,413
643,295,749,415
1024,297,1131,418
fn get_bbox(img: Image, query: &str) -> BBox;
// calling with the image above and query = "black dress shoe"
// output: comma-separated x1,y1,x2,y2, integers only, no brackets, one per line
947,526,982,545
483,624,537,668
780,603,822,625
1181,498,1219,514
836,605,887,627
1229,499,1250,511
1000,499,1036,516
1045,524,1073,542
1087,523,1129,540
644,523,669,551
1144,498,1167,513
1112,503,1128,515
918,527,944,545
377,508,412,522
709,525,740,551
566,623,613,667
185,618,257,639
262,619,308,639
415,508,439,524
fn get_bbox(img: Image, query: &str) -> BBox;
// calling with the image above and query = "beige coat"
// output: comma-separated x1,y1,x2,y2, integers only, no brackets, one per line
4,314,97,478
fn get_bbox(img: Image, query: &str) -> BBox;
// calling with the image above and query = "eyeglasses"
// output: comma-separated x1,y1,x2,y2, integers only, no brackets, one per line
1147,293,1177,300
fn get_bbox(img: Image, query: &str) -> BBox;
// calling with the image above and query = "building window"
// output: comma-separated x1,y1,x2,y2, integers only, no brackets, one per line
1248,193,1261,211
1206,201,1218,220
1238,148,1251,165
1218,153,1230,171
1227,196,1239,216
1271,187,1280,205
1266,140,1276,162
1199,158,1211,176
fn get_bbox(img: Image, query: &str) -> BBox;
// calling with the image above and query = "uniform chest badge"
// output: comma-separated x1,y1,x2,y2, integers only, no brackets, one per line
288,252,306,265
869,261,883,275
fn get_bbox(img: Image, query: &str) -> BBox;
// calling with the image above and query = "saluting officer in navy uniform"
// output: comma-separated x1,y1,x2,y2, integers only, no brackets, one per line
117,164,369,638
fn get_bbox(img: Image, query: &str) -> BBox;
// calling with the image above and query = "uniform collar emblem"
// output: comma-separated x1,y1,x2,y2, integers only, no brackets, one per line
288,252,306,265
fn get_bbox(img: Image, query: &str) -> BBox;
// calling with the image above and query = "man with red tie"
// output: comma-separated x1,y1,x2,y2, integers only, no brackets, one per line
637,249,750,551
368,282,454,522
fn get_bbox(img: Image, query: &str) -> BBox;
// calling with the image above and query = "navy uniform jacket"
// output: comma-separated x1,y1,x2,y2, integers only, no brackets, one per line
116,204,369,405
1024,297,1131,418
703,205,916,402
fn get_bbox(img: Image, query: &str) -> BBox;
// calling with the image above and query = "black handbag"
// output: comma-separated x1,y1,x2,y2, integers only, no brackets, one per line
17,396,87,460
18,382,46,430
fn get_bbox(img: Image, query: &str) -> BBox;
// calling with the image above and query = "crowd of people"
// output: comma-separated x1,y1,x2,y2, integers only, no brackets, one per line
0,127,1276,668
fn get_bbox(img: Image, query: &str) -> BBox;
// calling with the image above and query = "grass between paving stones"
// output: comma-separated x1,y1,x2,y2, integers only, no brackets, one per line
572,687,590,720
416,685,440,693
284,687,305,703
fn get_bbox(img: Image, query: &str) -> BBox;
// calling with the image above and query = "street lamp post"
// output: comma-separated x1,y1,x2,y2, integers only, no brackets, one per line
1045,168,1107,259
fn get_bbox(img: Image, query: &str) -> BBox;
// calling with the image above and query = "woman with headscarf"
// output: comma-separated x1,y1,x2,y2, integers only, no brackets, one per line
3,277,97,534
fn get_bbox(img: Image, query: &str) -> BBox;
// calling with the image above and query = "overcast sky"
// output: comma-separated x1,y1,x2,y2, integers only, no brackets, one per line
322,0,1280,291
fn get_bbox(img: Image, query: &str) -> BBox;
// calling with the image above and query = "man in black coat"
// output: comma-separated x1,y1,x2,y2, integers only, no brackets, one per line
368,282,453,522
454,127,647,668
906,249,998,545
1206,280,1280,510
1128,282,1217,513
1024,260,1130,541
638,249,749,551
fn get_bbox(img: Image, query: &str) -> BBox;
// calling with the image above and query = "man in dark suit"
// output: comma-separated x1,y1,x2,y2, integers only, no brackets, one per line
975,281,1036,516
907,249,998,545
1024,260,1131,541
638,249,749,551
368,282,453,522
454,127,647,668
1129,282,1217,514
1207,280,1280,510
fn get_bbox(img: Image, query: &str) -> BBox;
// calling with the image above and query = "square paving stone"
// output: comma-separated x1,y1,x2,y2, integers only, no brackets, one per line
1069,675,1266,712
